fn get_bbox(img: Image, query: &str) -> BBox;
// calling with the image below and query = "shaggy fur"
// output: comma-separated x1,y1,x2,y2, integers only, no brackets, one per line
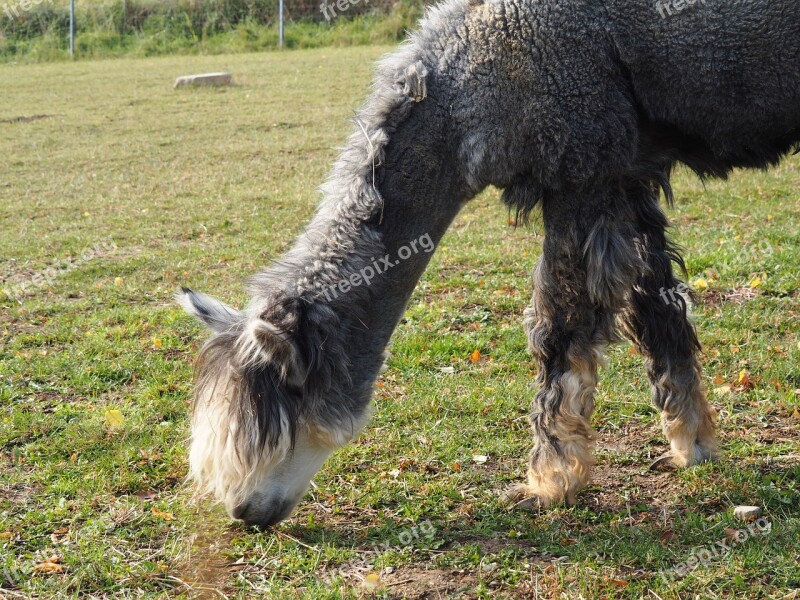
181,0,800,526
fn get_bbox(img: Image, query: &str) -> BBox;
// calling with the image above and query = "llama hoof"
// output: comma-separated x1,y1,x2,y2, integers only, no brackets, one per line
513,496,545,512
649,453,679,471
650,443,717,471
501,484,545,511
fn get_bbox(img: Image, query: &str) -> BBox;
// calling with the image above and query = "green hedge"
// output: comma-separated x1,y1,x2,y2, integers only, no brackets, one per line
0,0,426,59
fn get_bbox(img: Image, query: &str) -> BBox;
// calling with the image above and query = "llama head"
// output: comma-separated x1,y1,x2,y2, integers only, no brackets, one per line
178,288,362,528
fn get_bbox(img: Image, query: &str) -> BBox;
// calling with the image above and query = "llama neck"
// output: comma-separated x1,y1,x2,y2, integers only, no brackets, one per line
340,134,469,390
253,94,471,403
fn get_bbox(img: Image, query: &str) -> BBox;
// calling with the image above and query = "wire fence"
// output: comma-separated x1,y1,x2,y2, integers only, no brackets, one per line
0,0,417,37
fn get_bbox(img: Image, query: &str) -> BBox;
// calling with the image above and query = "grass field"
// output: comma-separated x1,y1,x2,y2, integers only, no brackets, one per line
1,47,799,599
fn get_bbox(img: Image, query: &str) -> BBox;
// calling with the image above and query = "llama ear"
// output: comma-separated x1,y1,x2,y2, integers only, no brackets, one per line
178,287,243,333
236,297,302,377
399,61,428,102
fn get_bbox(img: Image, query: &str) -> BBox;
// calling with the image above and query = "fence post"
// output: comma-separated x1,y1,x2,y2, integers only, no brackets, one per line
69,0,75,57
279,0,284,48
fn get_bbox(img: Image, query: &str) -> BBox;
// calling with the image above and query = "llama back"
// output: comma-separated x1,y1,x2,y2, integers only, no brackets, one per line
606,0,800,166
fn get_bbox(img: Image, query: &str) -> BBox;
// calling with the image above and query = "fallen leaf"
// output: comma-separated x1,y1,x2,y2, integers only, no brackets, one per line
363,572,382,591
104,409,125,429
114,277,124,286
691,277,709,290
152,337,163,349
608,579,629,587
33,557,63,574
724,527,740,542
0,531,12,539
560,537,577,546
472,455,488,464
151,507,173,521
135,489,159,501
659,530,677,543
714,384,733,396
398,458,415,470
138,449,162,461
469,349,481,363
713,375,726,385
737,370,754,390
50,528,69,544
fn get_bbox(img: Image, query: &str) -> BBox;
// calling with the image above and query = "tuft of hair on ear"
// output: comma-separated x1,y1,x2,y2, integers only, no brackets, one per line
398,61,428,102
235,296,303,381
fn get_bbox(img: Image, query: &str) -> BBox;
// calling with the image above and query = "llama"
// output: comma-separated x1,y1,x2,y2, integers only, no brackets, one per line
179,0,800,527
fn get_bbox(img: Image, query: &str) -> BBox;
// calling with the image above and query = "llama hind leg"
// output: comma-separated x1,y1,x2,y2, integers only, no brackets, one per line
620,191,717,467
505,198,643,508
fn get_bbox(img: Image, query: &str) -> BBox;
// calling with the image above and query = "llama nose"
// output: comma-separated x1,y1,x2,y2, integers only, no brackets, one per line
255,507,287,528
230,502,250,520
234,499,294,529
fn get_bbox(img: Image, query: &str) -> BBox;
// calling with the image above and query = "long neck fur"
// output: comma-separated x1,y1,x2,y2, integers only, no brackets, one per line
246,46,472,425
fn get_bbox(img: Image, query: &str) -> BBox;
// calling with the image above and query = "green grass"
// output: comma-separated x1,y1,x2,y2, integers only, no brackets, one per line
1,47,799,599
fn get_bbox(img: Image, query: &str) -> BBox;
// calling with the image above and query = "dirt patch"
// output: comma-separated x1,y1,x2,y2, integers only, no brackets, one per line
177,510,238,599
322,563,479,599
0,114,55,124
454,535,539,557
380,567,479,599
0,482,43,505
585,421,689,516
699,286,761,307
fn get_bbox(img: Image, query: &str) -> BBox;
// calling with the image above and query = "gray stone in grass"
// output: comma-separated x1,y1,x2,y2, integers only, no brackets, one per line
174,72,233,89
734,505,763,520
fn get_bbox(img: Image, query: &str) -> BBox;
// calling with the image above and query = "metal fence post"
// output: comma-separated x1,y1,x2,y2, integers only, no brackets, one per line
279,0,284,48
69,0,75,57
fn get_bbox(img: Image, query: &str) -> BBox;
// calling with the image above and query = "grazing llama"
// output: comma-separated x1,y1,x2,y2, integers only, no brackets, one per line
180,0,800,526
